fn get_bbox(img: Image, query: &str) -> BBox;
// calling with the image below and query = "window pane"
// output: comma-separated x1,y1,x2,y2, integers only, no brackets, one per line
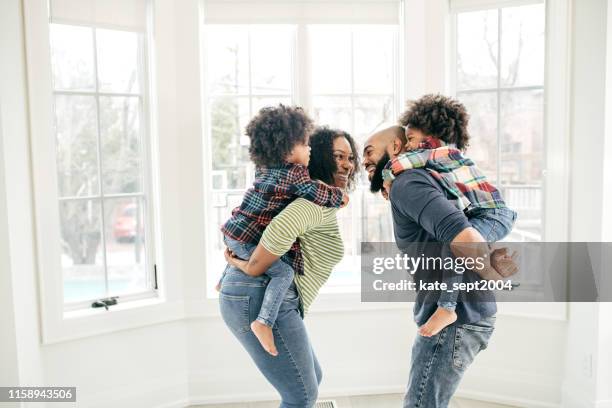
354,96,394,140
96,29,141,94
310,26,352,94
209,96,251,190
312,96,352,132
457,91,499,185
206,26,249,95
251,26,294,95
362,194,394,241
353,26,395,94
457,10,499,90
105,197,148,296
501,4,545,87
252,97,292,113
54,95,100,197
99,96,142,194
500,87,544,241
61,199,105,302
207,191,245,294
500,89,544,185
49,24,95,91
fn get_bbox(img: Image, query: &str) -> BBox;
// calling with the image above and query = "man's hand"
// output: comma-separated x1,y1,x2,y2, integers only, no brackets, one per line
490,247,519,278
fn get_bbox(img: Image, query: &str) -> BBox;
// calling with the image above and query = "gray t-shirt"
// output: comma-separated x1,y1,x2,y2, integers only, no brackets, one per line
389,169,497,326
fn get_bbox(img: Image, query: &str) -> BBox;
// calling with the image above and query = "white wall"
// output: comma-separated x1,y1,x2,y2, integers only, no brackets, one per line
3,0,611,407
0,102,21,408
561,0,612,407
0,0,46,395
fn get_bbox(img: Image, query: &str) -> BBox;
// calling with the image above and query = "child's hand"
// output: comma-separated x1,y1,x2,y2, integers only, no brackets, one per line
383,179,393,199
340,193,350,208
381,186,389,201
490,247,519,278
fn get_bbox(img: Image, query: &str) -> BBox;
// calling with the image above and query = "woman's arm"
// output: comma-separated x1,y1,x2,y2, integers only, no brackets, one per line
225,198,324,276
224,245,279,277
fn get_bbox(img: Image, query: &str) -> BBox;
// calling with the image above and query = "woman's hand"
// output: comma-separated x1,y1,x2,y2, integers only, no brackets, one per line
224,247,268,277
224,248,249,273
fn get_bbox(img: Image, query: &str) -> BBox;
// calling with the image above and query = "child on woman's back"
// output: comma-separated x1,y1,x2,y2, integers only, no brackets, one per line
219,104,348,356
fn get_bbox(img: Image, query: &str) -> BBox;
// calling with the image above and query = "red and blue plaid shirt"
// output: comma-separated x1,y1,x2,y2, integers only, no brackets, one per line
382,138,507,212
221,162,344,275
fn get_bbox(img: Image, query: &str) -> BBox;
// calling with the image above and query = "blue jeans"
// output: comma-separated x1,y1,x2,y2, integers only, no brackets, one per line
403,316,496,408
219,266,321,408
224,237,295,327
438,207,517,310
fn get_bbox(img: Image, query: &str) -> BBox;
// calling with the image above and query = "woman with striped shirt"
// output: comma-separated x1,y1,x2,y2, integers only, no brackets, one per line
219,127,359,408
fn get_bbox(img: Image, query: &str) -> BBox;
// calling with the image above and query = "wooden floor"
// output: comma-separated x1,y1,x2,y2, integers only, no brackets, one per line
189,393,521,408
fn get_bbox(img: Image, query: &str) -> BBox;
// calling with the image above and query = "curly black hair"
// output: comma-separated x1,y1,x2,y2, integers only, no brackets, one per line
398,94,470,150
246,104,314,167
308,126,360,191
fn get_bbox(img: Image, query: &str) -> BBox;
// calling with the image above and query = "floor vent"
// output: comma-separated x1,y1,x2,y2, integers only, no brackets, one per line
315,400,338,408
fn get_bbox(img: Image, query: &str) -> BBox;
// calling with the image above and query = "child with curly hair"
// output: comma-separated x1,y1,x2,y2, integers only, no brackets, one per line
219,104,348,356
382,94,517,337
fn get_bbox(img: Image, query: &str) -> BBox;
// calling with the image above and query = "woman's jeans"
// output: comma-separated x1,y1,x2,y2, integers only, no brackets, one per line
223,237,295,327
219,264,322,408
403,316,496,408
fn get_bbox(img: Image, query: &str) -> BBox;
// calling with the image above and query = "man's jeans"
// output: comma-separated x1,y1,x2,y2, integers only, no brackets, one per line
403,316,496,408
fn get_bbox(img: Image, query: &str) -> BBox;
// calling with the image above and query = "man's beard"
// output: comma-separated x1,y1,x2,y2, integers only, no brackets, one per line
369,152,390,193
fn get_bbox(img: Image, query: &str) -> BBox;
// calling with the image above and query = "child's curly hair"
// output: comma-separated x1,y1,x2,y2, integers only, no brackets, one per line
246,104,314,167
398,94,470,150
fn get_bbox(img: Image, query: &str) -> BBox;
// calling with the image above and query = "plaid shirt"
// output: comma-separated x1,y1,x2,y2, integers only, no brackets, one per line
221,162,344,275
382,139,507,212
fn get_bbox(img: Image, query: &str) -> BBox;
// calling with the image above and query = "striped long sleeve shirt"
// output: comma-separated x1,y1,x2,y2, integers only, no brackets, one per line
260,198,343,314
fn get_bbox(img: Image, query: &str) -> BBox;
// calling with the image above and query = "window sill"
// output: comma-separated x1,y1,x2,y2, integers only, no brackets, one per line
64,295,171,319
41,297,185,345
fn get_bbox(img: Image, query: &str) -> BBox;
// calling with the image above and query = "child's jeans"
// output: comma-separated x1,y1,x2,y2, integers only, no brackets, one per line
438,207,518,311
222,236,295,327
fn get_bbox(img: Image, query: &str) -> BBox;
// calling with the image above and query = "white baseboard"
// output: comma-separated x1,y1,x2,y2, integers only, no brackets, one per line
74,366,562,408
455,389,559,408
186,379,560,408
561,387,612,408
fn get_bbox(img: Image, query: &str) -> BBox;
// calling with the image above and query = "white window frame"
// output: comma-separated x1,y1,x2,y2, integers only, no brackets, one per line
51,22,158,313
23,0,184,344
449,0,572,320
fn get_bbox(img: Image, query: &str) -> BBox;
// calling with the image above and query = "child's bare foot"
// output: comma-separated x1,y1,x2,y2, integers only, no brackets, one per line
418,307,457,337
251,320,278,356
